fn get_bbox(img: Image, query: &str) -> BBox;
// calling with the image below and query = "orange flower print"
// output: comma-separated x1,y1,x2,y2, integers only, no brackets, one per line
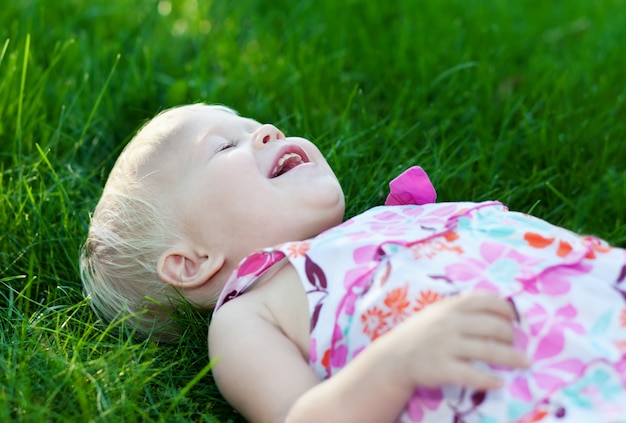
556,240,573,257
443,231,459,242
286,242,310,258
519,409,549,423
583,236,612,259
321,348,331,370
585,250,596,260
411,240,463,260
621,309,626,327
524,232,555,248
615,340,626,351
592,242,611,253
361,306,391,340
414,290,444,312
384,284,411,324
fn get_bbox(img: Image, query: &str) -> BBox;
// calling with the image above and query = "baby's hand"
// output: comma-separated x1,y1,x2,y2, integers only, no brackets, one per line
376,291,528,391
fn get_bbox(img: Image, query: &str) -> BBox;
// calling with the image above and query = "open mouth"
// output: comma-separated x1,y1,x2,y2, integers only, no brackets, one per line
269,146,310,178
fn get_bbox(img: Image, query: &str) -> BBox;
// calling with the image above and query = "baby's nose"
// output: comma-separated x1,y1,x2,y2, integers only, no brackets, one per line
253,124,285,149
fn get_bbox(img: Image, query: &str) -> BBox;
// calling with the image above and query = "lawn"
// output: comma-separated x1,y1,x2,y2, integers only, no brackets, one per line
1,0,625,421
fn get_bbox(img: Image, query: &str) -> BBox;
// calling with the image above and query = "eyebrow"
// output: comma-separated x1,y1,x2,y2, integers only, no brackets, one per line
196,116,264,145
198,126,216,144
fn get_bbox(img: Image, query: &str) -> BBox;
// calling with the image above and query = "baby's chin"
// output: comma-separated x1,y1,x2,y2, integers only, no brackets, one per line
306,200,346,239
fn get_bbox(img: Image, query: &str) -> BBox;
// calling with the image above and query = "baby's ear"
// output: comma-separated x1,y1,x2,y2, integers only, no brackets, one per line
157,245,225,289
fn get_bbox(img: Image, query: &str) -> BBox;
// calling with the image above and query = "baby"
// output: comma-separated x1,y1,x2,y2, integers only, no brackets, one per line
81,103,626,422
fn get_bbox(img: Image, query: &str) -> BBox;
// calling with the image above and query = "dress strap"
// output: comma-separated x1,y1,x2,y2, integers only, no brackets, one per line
213,250,287,313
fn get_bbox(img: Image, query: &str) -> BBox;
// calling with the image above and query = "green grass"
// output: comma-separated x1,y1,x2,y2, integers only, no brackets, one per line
1,0,625,421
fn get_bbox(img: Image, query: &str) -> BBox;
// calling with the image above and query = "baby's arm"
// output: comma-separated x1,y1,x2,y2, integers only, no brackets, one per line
210,275,527,422
208,269,322,422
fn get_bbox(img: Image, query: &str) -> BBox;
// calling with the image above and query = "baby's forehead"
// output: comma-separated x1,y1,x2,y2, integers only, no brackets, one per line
150,104,229,129
149,104,260,137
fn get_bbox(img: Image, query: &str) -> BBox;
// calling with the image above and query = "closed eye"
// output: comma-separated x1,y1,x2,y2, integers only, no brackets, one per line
216,140,238,153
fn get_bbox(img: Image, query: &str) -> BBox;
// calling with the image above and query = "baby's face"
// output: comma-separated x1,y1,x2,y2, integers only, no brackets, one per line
154,104,345,264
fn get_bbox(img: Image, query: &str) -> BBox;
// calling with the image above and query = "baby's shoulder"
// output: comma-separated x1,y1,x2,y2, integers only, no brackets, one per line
209,288,263,341
210,262,311,360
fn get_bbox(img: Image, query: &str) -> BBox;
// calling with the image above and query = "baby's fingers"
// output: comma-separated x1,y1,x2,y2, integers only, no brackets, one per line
455,291,517,321
445,362,505,391
461,314,516,344
459,338,529,369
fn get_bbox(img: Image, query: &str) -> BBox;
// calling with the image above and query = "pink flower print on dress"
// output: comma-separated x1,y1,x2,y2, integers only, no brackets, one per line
530,303,586,360
616,357,626,389
519,261,591,296
309,338,317,364
372,210,406,222
368,211,415,237
352,244,378,264
369,204,461,238
236,250,285,278
322,325,349,374
401,205,427,218
510,303,586,402
340,244,380,316
404,387,444,422
412,204,461,228
444,241,537,292
329,325,348,368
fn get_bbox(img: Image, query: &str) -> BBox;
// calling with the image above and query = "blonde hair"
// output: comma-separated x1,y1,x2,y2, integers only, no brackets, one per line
80,104,236,341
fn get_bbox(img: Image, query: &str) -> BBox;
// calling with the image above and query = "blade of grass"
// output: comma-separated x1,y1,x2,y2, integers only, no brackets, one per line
78,53,121,147
15,34,30,156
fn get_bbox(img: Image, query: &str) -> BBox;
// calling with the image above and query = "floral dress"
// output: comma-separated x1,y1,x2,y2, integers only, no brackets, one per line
214,167,626,422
